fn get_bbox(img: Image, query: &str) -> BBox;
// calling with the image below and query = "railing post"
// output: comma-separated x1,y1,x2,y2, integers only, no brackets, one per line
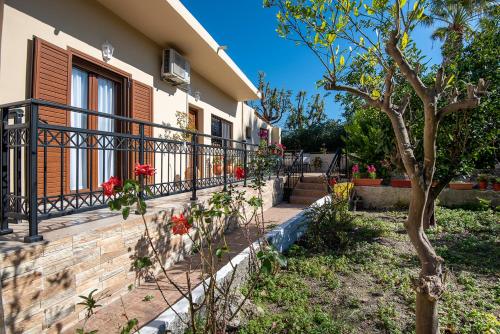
223,138,228,191
243,140,247,187
0,107,13,235
138,123,145,199
25,104,42,243
191,133,198,201
300,152,304,180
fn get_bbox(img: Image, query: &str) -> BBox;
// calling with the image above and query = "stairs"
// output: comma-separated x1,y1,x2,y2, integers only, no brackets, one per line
289,175,328,205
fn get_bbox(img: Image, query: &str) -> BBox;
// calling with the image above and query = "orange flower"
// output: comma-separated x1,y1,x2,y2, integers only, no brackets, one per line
134,164,156,177
172,213,190,235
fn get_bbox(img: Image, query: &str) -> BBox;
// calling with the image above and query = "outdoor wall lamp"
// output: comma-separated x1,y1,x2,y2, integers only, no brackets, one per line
194,90,201,101
101,41,114,62
217,45,228,53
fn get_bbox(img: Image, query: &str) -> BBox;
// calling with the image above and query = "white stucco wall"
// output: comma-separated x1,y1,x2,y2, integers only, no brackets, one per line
0,0,274,145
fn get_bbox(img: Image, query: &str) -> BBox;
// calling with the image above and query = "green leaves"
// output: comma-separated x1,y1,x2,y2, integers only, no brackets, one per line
401,32,409,49
133,256,153,270
120,318,139,334
257,247,288,275
122,206,130,220
339,55,345,66
371,89,381,99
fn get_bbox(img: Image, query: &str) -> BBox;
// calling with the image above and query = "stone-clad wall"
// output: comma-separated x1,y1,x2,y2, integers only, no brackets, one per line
0,178,283,334
354,186,499,209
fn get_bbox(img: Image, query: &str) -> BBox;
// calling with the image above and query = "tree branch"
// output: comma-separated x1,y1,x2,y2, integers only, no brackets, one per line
386,32,430,103
325,80,383,109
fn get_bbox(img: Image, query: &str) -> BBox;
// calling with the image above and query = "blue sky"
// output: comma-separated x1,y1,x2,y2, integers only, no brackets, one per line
181,0,443,122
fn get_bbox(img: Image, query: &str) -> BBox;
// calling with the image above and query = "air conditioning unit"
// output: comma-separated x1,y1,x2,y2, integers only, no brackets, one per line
161,48,190,85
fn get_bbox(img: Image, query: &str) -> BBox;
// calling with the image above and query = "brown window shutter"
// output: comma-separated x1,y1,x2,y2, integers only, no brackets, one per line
32,37,71,197
130,80,154,179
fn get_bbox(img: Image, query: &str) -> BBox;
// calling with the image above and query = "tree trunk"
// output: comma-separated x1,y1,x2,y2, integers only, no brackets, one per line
423,197,435,230
406,184,444,334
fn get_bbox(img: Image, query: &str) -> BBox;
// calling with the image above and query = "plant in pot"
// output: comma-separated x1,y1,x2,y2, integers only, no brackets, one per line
390,171,411,188
477,174,489,190
492,177,500,192
352,164,382,187
312,156,322,171
449,179,474,190
213,156,222,176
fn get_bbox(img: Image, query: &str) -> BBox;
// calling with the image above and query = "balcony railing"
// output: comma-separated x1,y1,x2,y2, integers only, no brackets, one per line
0,99,278,243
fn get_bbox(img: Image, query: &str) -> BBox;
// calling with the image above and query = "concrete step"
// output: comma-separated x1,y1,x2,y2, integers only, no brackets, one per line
289,195,319,205
301,176,324,183
293,188,327,197
295,182,327,191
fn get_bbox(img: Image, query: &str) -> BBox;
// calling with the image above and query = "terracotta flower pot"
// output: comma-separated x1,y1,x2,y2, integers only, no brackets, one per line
478,181,488,190
213,164,222,176
225,164,234,175
449,182,474,190
494,183,500,191
353,178,383,187
390,179,411,188
185,167,193,179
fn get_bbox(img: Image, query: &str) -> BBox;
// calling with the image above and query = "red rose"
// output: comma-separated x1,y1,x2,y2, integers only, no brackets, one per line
134,164,156,177
329,178,337,186
235,166,245,180
172,213,190,235
101,176,121,197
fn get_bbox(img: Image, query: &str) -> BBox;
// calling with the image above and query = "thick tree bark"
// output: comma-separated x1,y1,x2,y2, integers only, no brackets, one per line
407,185,444,334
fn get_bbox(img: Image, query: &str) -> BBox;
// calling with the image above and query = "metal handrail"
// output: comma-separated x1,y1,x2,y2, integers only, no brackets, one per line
326,148,342,180
0,99,277,242
283,150,304,202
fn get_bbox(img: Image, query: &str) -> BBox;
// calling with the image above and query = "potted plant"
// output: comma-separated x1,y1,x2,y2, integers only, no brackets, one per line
352,164,383,186
390,172,411,188
312,156,323,171
492,177,500,191
477,174,488,190
449,180,474,190
213,156,222,176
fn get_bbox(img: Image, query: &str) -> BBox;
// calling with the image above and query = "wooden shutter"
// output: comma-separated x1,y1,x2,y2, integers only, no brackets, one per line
130,80,154,179
32,37,71,197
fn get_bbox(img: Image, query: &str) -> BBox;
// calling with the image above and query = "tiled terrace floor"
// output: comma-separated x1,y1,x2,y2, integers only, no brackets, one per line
67,202,306,333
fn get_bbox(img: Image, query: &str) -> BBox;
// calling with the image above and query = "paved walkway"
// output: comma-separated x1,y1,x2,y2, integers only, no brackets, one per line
68,203,306,333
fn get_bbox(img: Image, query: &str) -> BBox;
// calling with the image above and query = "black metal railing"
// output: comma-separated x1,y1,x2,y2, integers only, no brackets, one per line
325,148,349,184
0,99,272,243
283,150,304,202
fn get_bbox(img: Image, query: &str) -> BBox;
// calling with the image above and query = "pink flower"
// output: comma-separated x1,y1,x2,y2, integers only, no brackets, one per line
352,164,359,173
134,164,156,177
367,165,376,173
101,176,122,197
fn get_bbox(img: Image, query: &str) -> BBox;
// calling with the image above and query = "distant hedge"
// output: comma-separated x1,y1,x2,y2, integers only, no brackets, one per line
281,120,344,152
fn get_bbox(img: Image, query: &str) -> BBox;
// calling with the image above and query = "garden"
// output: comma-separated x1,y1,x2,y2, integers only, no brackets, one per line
239,197,499,334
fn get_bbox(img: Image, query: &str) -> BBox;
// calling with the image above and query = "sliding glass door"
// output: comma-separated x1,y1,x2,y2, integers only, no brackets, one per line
97,77,116,185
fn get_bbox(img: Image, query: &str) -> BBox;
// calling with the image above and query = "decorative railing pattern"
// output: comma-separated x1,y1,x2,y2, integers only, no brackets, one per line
0,99,269,242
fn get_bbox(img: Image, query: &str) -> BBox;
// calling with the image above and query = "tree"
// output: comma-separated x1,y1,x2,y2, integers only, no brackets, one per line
252,71,292,124
287,91,327,129
282,120,344,152
264,0,489,332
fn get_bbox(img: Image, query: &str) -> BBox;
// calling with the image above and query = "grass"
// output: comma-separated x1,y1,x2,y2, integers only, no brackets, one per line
239,207,499,334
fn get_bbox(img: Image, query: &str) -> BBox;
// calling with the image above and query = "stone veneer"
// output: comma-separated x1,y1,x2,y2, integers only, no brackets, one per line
354,186,499,209
0,178,284,334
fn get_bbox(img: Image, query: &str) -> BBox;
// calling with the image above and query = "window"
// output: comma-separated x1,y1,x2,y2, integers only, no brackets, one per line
211,115,232,146
69,62,121,190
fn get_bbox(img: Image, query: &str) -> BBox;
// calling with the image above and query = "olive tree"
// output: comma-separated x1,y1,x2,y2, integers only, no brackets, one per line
252,71,292,124
263,0,487,332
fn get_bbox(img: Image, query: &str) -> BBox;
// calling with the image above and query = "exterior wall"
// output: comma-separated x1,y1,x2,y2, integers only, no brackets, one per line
0,0,273,145
0,178,284,334
355,186,500,209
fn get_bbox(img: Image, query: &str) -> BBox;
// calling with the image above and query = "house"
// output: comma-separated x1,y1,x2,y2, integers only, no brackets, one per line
0,1,286,333
0,0,282,241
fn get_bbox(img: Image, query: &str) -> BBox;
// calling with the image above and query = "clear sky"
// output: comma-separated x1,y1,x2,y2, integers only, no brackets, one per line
180,0,443,122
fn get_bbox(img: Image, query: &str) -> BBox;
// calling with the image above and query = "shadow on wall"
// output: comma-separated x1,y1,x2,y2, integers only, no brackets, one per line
10,0,239,114
1,244,74,334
